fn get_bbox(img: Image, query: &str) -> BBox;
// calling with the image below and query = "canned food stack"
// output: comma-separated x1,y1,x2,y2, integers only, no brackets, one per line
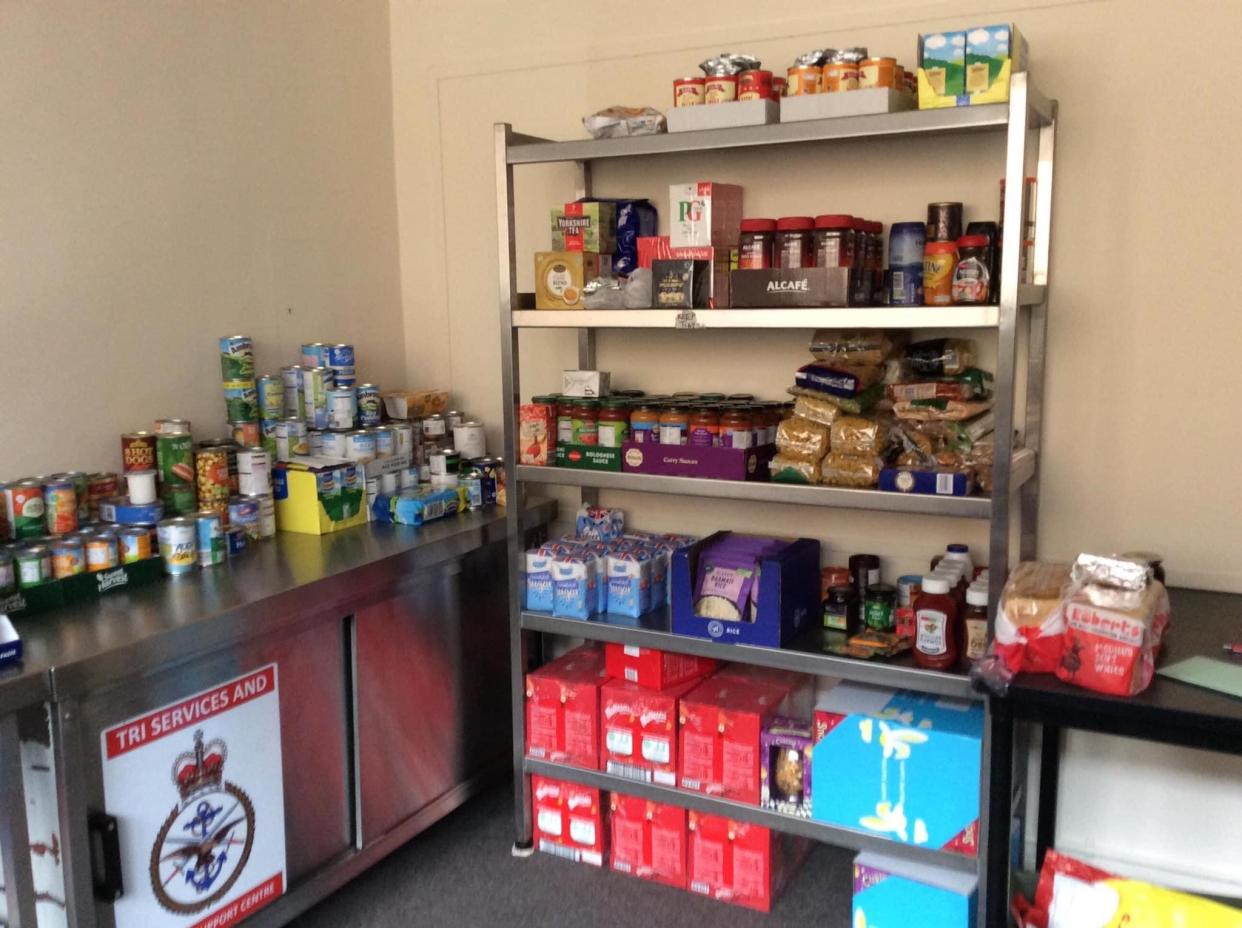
219,336,261,453
783,47,917,97
673,53,783,107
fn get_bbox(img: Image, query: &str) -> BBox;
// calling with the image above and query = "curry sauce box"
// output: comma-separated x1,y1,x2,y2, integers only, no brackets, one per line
532,776,606,867
609,794,687,889
601,676,702,786
525,646,608,769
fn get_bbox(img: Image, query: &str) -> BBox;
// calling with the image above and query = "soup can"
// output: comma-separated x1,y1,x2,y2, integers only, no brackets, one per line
0,550,14,594
43,478,79,535
328,387,357,431
51,538,85,579
237,447,272,496
257,374,285,422
280,365,304,417
219,335,255,382
307,430,324,456
321,430,345,458
223,381,259,422
86,472,120,516
301,342,328,369
16,546,52,588
249,493,275,539
344,430,377,463
194,511,225,567
230,420,261,447
6,480,47,539
302,366,334,429
356,384,382,427
228,497,261,541
194,445,231,514
225,525,247,557
154,418,191,436
85,532,119,573
157,517,197,575
452,421,486,460
373,427,395,458
119,526,152,563
121,431,157,473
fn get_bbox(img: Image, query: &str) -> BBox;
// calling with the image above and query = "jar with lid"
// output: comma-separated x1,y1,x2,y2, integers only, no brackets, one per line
814,214,855,269
776,217,816,269
719,407,753,449
689,408,720,447
658,406,689,445
739,218,777,269
934,543,974,577
597,398,630,448
726,392,755,403
671,391,699,404
570,399,599,445
630,404,660,444
863,583,896,632
964,587,990,661
698,392,726,403
914,575,961,670
849,217,870,304
555,397,575,445
951,235,991,304
923,240,959,305
849,553,881,596
823,585,861,635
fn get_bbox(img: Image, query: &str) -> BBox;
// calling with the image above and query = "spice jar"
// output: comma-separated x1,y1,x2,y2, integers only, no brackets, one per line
739,218,777,269
914,575,961,670
689,407,720,447
776,217,816,269
964,587,990,662
630,404,660,445
673,76,706,107
570,399,599,445
863,582,896,632
658,406,689,445
719,407,753,449
823,585,860,635
597,398,630,448
923,241,959,305
814,214,856,269
951,235,991,305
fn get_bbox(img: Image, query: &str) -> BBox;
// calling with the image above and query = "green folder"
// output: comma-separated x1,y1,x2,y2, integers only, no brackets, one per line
1159,656,1242,700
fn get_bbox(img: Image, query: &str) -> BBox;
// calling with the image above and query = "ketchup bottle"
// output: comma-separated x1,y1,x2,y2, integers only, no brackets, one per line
913,575,961,670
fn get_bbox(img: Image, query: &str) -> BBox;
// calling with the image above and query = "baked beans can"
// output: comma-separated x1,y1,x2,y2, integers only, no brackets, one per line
121,432,158,473
859,57,897,89
86,472,120,516
303,366,334,429
230,420,261,447
787,65,821,95
0,550,14,593
321,430,345,458
228,497,260,541
6,480,46,539
673,76,705,107
328,387,357,431
307,430,324,456
225,525,247,557
223,381,259,422
194,445,231,513
704,73,738,104
194,511,225,567
237,447,271,496
16,546,52,588
85,532,118,573
301,342,328,369
43,478,79,535
260,420,279,458
280,365,304,418
51,538,85,579
157,517,197,575
246,493,276,539
452,422,486,460
356,384,382,427
257,374,285,422
738,69,773,101
154,418,191,436
119,526,152,563
156,433,196,514
219,335,255,382
373,427,395,459
344,430,377,463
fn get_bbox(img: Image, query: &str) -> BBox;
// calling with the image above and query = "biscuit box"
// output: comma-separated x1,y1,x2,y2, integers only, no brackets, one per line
601,676,702,786
609,794,687,889
531,776,606,867
525,646,608,769
678,675,794,805
811,689,983,856
687,812,811,913
604,643,717,690
853,852,978,928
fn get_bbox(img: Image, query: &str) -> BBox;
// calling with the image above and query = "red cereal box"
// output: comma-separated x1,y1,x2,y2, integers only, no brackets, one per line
531,776,606,867
525,646,608,769
678,676,790,805
609,793,687,889
687,812,809,912
601,677,701,786
604,643,717,690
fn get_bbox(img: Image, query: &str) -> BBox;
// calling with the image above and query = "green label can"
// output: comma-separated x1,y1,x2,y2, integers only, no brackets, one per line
156,433,196,514
219,335,255,382
6,481,47,539
223,381,259,422
257,374,285,421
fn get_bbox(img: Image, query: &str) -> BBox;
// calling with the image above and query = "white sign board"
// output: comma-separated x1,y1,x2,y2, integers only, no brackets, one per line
101,665,286,928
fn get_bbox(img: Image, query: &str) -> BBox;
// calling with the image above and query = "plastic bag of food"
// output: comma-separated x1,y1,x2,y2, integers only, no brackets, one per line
775,416,830,461
905,338,975,377
792,393,843,427
820,451,882,488
888,367,993,403
809,329,893,365
583,106,667,139
794,362,883,399
583,276,625,309
994,561,1073,674
788,383,884,416
622,267,653,308
830,416,884,455
893,398,993,421
769,453,820,484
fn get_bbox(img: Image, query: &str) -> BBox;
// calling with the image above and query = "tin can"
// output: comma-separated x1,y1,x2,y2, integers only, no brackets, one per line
257,374,285,422
771,75,787,99
330,366,356,389
85,532,119,573
16,546,52,588
5,480,47,540
237,447,271,496
194,446,231,514
373,427,395,458
230,420,261,447
390,422,414,458
344,430,377,463
51,538,85,579
275,418,308,461
259,419,279,458
156,433,196,514
121,432,157,473
154,418,191,436
43,479,79,535
429,447,461,478
307,430,324,456
379,471,398,495
227,497,261,541
0,550,14,593
219,335,255,382
452,421,486,460
126,470,158,505
246,493,276,539
328,344,355,386
673,76,705,107
225,525,247,557
328,387,357,431
896,575,923,609
399,467,418,490
223,381,259,422
280,365,304,418
321,431,345,458
119,526,152,563
423,414,447,440
476,458,498,505
365,477,380,511
316,470,341,519
460,468,484,510
59,471,90,520
194,511,225,567
98,497,164,526
356,384,381,427
301,342,328,369
157,518,197,575
738,69,773,101
445,410,465,431
704,73,738,104
302,366,334,429
86,473,120,516
339,464,361,519
787,64,821,96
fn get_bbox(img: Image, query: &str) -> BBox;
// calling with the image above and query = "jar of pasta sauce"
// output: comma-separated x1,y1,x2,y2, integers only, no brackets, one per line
630,404,660,444
776,217,816,268
689,408,720,447
814,214,856,268
720,407,753,449
658,407,689,445
570,400,599,445
597,398,630,448
739,218,777,269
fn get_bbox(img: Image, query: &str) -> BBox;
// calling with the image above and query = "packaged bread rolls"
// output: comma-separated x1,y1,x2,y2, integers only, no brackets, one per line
993,561,1072,674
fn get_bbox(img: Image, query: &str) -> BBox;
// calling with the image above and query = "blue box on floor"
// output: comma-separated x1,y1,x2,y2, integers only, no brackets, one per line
853,852,977,927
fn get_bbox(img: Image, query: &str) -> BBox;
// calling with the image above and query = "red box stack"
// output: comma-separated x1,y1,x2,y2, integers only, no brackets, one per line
604,643,717,690
525,645,608,769
687,811,807,913
608,793,688,889
601,677,701,786
532,775,607,867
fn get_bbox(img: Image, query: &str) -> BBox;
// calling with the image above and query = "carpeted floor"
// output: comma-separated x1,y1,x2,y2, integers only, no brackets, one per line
289,782,855,927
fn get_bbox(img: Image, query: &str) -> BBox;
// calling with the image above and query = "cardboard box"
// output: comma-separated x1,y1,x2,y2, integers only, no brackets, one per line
780,87,915,122
669,183,743,249
534,251,612,309
638,237,732,308
0,616,22,670
965,24,1027,103
604,643,716,690
812,681,898,743
525,646,608,769
609,794,687,889
666,98,779,133
532,776,606,867
917,30,967,107
561,370,611,398
687,812,809,912
554,443,622,471
519,403,556,466
853,852,978,928
730,267,853,308
811,689,983,856
621,440,774,481
551,201,617,253
272,458,367,535
760,717,814,817
652,259,711,309
601,677,701,786
880,467,975,497
380,388,448,420
0,556,164,621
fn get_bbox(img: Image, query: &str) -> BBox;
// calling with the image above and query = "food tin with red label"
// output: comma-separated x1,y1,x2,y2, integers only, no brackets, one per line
737,69,773,101
87,473,119,516
121,432,157,473
704,74,738,104
673,77,705,107
771,76,787,99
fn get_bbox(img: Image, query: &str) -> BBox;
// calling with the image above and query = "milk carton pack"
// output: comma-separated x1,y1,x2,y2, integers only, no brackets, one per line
607,550,653,618
553,553,599,619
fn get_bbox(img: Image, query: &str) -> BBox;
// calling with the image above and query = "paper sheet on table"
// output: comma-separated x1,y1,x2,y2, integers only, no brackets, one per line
1158,656,1242,700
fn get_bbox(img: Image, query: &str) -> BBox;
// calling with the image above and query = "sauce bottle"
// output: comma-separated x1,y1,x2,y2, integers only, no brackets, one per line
964,586,990,662
823,585,860,635
597,398,630,448
720,407,753,449
913,575,960,670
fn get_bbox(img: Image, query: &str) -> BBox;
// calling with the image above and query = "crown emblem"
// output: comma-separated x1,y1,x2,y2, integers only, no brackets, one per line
171,730,227,801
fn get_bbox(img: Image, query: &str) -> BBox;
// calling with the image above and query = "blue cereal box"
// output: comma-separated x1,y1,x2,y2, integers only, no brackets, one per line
525,550,555,612
553,554,598,619
811,689,983,855
607,550,652,618
853,852,977,928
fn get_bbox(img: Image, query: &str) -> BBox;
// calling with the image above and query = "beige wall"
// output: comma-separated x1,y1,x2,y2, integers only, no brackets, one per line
0,1,405,479
392,0,1242,891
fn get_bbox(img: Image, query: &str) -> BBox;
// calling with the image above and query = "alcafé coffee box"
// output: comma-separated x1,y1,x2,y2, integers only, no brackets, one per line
731,268,852,308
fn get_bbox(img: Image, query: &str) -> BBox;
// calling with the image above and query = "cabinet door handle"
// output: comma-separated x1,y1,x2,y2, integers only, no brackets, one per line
88,812,124,902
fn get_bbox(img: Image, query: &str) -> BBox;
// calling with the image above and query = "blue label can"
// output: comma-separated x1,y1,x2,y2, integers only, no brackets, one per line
356,383,381,427
301,342,328,369
194,511,225,567
327,343,355,367
228,496,261,540
225,525,247,556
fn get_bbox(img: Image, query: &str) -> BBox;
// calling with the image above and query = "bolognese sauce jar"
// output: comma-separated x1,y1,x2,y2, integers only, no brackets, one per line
776,217,816,268
738,219,777,269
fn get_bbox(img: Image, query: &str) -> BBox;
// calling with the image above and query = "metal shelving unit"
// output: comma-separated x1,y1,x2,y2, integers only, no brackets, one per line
497,72,1057,923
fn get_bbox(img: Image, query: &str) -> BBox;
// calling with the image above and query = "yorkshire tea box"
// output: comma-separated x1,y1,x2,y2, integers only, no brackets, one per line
919,24,1027,108
534,251,612,309
551,201,617,253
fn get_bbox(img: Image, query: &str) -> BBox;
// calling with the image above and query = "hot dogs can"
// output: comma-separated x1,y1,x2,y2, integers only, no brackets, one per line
157,517,197,575
356,384,382,427
43,479,79,535
194,446,231,514
302,366,334,430
154,418,191,436
246,493,276,539
373,427,395,458
230,420,261,447
228,497,261,541
280,365,304,418
257,374,285,421
156,433,196,514
87,473,120,517
452,421,486,460
219,335,255,382
344,430,377,463
307,430,324,456
85,532,119,573
328,387,357,431
225,525,247,557
194,511,225,567
301,342,328,369
16,546,52,588
119,526,152,563
223,381,259,422
51,538,85,579
5,480,46,539
121,432,157,473
237,447,272,496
